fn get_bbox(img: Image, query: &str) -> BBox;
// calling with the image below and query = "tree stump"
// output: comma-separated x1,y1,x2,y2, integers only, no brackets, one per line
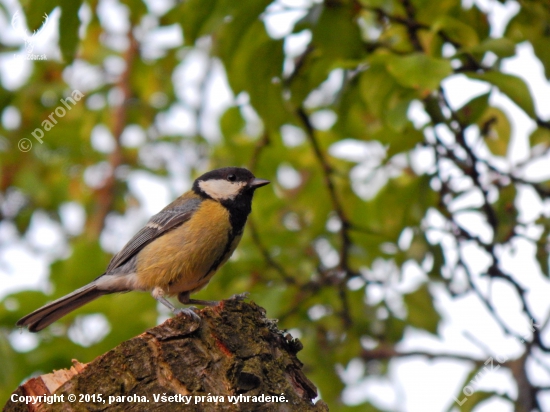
4,299,328,411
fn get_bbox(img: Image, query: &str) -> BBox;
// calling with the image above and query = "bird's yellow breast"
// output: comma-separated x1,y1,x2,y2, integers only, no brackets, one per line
134,200,233,295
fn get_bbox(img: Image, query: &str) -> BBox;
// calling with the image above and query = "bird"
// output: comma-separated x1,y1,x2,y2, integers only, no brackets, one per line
17,167,270,332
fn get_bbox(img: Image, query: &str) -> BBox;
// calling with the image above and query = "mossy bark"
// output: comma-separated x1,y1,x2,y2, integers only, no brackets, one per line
4,299,328,411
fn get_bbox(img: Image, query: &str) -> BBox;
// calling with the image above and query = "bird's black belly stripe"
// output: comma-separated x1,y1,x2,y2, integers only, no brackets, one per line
199,194,252,280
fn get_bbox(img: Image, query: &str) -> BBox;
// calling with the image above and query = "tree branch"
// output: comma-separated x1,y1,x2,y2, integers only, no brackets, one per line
5,300,327,412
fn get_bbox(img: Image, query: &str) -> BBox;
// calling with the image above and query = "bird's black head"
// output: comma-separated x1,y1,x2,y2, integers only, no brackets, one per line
193,167,270,203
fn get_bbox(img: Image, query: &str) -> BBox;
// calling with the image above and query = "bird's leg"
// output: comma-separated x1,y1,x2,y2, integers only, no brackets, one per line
177,291,219,307
152,287,200,321
152,287,177,311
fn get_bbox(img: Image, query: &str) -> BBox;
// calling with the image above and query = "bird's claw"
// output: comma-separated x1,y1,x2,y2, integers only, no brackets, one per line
229,292,249,301
174,307,201,323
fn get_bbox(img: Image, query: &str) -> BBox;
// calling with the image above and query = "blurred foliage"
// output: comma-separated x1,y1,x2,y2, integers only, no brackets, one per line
1,0,550,410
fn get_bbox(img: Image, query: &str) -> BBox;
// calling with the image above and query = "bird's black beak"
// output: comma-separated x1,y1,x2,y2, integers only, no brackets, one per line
250,178,270,188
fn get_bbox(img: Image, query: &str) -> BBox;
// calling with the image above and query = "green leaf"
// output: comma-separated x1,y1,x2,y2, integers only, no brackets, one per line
384,95,412,132
211,1,289,131
403,284,440,334
494,184,517,243
386,54,452,94
370,126,424,157
467,72,536,118
289,3,364,106
477,107,511,156
431,15,479,48
359,56,418,132
532,36,550,80
535,218,550,277
334,82,370,138
21,0,58,32
456,4,490,41
360,60,398,118
467,38,516,58
220,106,245,137
119,0,147,25
179,0,218,44
353,174,436,237
428,242,445,280
504,2,547,44
58,0,83,64
224,21,288,131
406,231,429,263
423,95,447,124
384,316,406,343
456,92,490,126
310,3,364,61
529,127,550,148
215,1,271,62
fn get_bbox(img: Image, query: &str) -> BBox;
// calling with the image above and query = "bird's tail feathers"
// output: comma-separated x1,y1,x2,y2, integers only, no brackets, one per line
16,283,106,332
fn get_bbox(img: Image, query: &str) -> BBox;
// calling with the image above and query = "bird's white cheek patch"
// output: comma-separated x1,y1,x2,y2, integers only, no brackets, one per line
199,179,246,200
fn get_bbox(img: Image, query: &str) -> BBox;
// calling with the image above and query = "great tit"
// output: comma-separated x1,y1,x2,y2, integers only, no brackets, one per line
17,167,270,332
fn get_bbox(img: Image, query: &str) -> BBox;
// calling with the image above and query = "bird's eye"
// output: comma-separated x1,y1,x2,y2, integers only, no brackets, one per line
227,174,236,182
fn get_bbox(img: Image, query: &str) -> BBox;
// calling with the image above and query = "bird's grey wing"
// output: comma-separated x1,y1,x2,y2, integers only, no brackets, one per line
105,197,201,272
